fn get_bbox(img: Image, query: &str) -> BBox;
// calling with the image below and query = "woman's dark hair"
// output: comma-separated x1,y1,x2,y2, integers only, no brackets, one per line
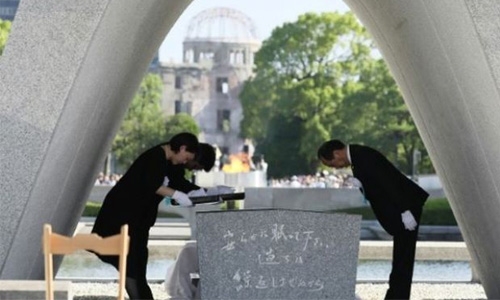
317,140,345,160
197,143,216,172
169,132,199,153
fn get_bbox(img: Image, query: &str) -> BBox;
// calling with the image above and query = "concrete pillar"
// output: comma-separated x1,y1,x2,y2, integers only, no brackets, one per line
344,0,500,297
0,0,192,279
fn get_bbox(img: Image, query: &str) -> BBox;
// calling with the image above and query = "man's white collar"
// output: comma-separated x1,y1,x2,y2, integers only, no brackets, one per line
347,144,352,165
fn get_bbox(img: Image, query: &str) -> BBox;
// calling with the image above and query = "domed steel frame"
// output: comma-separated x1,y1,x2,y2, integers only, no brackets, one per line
185,7,259,42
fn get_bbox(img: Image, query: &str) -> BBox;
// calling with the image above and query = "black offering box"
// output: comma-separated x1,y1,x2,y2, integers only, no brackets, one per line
171,192,245,205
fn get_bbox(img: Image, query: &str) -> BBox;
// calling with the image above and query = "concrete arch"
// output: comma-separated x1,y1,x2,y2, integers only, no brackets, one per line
1,0,500,297
0,0,194,279
344,0,500,297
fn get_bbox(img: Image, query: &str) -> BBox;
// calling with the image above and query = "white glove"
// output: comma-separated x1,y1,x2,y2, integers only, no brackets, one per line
171,190,193,206
188,188,207,197
401,210,417,231
206,185,235,196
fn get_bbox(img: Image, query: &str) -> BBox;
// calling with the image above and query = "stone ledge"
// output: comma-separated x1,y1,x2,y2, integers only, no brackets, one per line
359,241,470,261
0,280,72,300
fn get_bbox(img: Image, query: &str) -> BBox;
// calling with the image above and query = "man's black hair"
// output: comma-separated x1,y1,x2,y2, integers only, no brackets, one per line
317,140,346,160
197,143,216,172
169,132,199,153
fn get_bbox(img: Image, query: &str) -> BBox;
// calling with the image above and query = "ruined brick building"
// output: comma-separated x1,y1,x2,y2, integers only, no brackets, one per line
159,7,261,155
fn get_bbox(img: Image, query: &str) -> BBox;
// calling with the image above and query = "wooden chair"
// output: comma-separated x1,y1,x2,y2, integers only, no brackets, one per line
43,224,129,300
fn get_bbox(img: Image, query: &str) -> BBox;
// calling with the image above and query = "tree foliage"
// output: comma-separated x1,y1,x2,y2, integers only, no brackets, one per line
241,12,374,178
112,73,167,170
240,12,433,178
334,59,432,174
361,60,426,173
0,18,11,55
164,113,200,141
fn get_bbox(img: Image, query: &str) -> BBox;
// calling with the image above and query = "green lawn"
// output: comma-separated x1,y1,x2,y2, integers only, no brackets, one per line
330,198,457,226
84,198,457,226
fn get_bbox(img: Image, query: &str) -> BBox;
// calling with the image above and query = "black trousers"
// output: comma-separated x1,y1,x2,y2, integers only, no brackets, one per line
95,228,154,300
384,206,423,300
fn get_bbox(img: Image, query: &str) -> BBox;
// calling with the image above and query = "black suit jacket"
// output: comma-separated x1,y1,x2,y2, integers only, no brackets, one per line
166,164,200,193
349,144,428,233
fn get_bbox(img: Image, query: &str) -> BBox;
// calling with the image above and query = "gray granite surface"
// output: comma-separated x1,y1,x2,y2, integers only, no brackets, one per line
0,0,192,279
196,210,361,300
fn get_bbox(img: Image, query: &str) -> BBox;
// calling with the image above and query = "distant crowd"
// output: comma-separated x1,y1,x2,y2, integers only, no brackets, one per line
94,170,361,189
94,172,122,186
269,171,361,189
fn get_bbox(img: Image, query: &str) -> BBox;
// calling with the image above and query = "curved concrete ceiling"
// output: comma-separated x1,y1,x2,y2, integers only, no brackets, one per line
1,0,499,297
0,0,194,279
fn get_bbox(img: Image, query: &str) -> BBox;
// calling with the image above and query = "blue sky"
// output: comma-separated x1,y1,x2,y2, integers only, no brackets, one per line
159,0,350,63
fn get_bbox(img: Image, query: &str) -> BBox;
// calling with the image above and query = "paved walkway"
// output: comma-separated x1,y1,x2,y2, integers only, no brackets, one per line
69,217,488,299
70,282,487,300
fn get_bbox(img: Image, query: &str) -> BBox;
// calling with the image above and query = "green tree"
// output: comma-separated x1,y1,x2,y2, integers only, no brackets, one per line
0,18,11,55
337,59,433,174
241,11,434,177
164,113,200,140
164,113,200,180
366,60,425,173
257,116,311,178
112,73,166,170
240,12,374,177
